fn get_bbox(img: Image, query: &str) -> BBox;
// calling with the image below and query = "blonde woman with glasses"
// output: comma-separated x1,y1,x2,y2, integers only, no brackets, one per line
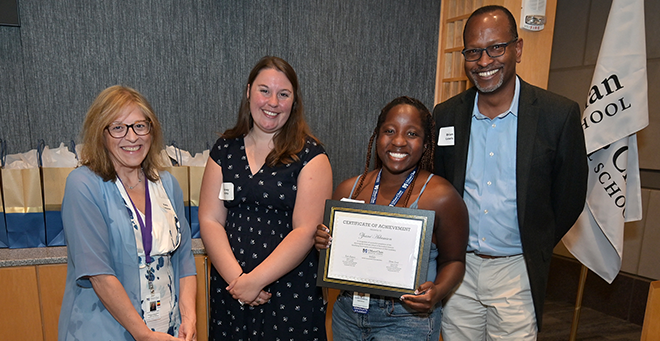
58,85,197,341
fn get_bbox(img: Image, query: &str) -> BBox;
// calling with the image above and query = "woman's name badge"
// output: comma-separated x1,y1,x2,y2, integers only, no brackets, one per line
219,182,234,201
352,292,370,314
143,293,162,321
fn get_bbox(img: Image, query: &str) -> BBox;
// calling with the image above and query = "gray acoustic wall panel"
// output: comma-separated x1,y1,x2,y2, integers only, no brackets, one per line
0,0,440,186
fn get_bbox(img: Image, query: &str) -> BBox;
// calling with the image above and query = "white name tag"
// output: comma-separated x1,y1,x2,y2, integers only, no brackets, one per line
437,126,455,146
218,182,234,201
352,292,370,314
143,293,162,322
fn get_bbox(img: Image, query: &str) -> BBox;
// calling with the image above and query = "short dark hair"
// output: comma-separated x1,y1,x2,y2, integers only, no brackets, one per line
463,5,518,46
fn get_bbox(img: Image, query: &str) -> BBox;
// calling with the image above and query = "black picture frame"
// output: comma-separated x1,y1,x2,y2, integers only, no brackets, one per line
317,199,435,298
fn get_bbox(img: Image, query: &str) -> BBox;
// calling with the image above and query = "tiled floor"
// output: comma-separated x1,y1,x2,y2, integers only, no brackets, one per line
539,300,642,340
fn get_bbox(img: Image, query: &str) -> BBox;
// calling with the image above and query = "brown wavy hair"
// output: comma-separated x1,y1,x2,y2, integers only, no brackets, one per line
80,85,166,182
222,56,320,166
352,96,436,204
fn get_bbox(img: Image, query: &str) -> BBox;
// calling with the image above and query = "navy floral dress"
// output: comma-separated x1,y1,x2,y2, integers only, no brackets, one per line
208,136,327,341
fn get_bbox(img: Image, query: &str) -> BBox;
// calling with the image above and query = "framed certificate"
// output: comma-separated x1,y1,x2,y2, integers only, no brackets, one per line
317,199,435,298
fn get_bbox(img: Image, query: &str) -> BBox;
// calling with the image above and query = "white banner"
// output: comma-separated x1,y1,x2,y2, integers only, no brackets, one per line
562,0,648,284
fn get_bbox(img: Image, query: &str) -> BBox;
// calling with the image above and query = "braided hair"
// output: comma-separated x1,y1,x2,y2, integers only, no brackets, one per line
352,96,436,205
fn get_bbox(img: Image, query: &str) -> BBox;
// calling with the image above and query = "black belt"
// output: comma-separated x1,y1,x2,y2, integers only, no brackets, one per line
468,251,522,259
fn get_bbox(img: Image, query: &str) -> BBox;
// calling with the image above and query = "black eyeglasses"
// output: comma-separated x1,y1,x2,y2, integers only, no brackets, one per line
461,38,518,62
105,120,152,138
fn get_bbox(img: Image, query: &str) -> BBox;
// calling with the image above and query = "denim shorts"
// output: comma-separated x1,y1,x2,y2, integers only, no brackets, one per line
331,292,442,341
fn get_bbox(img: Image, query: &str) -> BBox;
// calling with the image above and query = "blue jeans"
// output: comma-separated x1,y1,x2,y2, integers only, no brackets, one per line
331,292,442,341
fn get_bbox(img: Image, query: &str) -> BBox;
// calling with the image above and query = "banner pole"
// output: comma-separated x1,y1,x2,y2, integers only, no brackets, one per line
569,264,589,341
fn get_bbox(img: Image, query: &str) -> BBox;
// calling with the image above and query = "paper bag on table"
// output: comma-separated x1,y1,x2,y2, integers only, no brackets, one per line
2,148,46,248
41,142,79,246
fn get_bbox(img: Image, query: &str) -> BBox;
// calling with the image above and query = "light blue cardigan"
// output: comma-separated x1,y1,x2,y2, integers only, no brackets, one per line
58,166,196,340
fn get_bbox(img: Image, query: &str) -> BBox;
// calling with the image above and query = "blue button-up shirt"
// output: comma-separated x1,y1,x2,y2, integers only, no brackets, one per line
464,77,522,256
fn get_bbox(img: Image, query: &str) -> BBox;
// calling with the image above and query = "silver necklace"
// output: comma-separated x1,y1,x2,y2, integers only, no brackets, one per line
127,177,142,189
124,174,143,190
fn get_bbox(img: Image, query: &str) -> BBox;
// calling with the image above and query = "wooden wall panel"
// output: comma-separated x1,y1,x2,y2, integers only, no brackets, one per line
0,266,44,341
638,191,660,280
641,281,660,340
195,255,208,341
37,264,67,341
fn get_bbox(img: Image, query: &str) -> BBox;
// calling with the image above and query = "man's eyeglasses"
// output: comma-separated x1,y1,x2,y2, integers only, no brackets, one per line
461,38,518,62
106,120,152,138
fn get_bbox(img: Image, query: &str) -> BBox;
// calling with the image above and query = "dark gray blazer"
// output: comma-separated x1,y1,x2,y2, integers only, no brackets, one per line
433,78,588,328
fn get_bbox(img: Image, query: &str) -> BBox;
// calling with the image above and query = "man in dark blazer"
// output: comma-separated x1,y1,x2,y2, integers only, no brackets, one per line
434,5,588,340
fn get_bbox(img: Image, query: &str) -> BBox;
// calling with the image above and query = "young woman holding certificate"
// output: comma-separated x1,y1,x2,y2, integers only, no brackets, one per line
314,96,468,340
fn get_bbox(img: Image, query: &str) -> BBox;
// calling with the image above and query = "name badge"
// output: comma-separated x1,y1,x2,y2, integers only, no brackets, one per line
218,182,234,201
143,293,162,321
437,126,455,146
352,292,370,314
